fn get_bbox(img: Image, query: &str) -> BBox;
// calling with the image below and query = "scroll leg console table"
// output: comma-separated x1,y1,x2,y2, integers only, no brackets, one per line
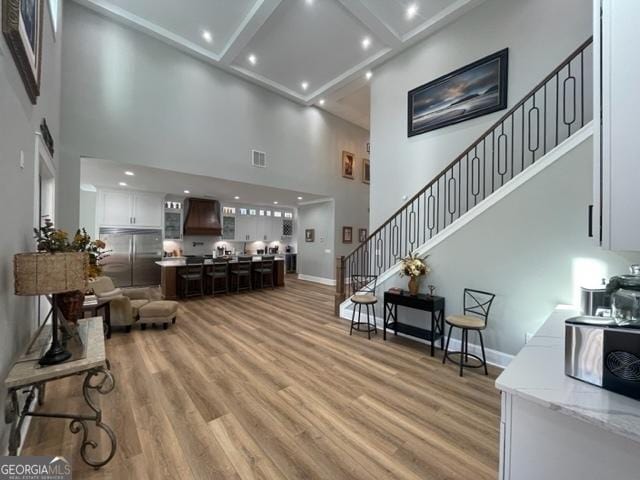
4,317,117,468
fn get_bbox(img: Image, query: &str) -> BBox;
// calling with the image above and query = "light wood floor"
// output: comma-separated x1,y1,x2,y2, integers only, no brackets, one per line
22,276,501,479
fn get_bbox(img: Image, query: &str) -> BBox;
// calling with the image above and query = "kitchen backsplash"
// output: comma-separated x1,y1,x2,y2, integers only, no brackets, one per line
164,237,296,256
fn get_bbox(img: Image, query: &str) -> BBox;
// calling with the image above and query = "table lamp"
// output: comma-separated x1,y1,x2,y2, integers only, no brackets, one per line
14,252,88,365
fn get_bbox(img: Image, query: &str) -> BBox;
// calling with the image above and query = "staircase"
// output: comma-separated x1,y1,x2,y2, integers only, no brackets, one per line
336,38,594,314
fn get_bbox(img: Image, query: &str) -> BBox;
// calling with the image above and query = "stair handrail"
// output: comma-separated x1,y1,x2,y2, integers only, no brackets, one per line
336,37,593,313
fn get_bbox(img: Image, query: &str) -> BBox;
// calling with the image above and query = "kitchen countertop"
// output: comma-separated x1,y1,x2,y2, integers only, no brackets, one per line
156,256,285,267
496,305,640,444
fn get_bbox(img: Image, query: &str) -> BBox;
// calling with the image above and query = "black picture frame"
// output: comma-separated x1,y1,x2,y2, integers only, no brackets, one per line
407,49,508,137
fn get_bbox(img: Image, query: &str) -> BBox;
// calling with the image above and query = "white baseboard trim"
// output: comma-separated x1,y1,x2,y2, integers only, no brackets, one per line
298,274,336,286
339,310,513,369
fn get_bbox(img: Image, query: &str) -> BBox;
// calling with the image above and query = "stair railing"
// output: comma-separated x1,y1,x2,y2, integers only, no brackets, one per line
335,38,593,314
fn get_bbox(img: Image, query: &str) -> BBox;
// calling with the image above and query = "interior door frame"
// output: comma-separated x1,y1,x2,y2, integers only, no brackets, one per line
34,133,56,327
34,132,56,228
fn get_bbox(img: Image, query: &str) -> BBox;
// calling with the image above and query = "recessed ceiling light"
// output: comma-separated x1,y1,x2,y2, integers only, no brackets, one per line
319,99,325,106
361,37,371,50
124,170,134,176
248,54,257,65
273,201,279,205
365,71,373,80
202,30,213,43
305,0,313,5
406,3,418,19
184,190,190,194
301,81,309,91
119,182,127,186
297,196,303,200
234,196,240,200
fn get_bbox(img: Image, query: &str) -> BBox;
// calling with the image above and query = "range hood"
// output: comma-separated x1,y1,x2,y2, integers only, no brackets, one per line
183,198,222,236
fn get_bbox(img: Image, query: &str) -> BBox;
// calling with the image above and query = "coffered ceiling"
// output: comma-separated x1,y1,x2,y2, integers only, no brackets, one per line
73,0,485,129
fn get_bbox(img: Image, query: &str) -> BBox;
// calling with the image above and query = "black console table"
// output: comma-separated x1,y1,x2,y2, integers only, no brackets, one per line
383,290,446,356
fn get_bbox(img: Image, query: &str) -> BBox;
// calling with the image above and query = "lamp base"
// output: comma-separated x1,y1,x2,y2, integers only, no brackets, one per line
39,344,72,366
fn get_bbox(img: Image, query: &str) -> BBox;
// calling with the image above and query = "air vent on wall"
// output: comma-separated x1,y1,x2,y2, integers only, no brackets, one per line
251,149,266,168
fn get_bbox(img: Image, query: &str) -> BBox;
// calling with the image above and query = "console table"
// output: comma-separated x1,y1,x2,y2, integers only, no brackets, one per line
4,317,117,468
383,290,446,356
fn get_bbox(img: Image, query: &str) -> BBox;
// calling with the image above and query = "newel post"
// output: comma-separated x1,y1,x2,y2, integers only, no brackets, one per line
334,256,346,317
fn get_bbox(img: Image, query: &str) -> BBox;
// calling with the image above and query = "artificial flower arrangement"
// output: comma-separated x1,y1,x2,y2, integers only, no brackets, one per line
399,252,430,295
34,216,108,278
33,217,109,323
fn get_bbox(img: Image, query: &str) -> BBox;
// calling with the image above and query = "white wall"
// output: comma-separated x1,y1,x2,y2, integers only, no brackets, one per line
297,200,336,280
0,1,63,452
59,2,369,279
370,0,592,228
377,138,640,356
79,189,97,238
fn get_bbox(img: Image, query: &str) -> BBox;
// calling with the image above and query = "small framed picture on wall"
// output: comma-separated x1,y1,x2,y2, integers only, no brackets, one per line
341,151,355,179
362,159,370,184
305,229,315,242
358,228,368,243
342,226,353,244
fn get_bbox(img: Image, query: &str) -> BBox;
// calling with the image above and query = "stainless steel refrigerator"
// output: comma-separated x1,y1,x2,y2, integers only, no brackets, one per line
99,228,163,287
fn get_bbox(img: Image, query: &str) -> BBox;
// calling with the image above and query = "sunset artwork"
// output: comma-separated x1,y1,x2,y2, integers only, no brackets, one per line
408,49,508,136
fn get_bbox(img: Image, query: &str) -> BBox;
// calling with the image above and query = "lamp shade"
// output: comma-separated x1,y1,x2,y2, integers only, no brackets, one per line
14,252,88,296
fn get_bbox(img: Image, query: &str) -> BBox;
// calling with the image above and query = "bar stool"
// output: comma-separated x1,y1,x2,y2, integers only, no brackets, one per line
253,256,274,289
179,257,204,298
207,259,229,296
442,288,496,377
230,260,252,293
349,274,378,340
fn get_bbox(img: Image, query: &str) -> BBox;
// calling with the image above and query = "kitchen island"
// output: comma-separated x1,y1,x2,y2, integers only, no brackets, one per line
496,306,640,480
156,256,286,300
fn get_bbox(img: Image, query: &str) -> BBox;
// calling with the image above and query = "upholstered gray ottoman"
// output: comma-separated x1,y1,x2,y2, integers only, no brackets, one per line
138,300,178,330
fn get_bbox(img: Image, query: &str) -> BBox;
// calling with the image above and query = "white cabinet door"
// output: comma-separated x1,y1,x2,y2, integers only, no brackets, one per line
235,215,255,241
132,192,163,228
100,190,132,226
270,218,282,241
596,0,640,251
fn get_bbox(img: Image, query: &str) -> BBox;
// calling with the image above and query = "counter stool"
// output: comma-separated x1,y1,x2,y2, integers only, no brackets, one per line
179,257,204,298
230,261,252,293
207,259,229,296
442,288,496,377
253,256,274,289
349,275,378,340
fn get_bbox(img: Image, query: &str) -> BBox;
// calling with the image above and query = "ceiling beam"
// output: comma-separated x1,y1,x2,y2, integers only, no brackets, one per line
219,0,283,66
336,0,402,48
73,0,221,63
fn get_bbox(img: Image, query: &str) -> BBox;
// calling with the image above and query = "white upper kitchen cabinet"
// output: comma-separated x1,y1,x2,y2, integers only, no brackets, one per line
132,192,164,227
98,188,163,229
99,189,131,227
594,0,640,251
235,214,256,241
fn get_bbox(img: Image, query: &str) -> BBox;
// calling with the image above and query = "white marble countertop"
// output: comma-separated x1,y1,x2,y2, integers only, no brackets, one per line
156,256,285,267
496,305,640,444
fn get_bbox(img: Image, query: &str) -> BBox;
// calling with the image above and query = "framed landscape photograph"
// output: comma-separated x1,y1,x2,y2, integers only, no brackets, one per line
342,226,353,244
358,228,367,243
362,158,370,184
408,48,508,137
305,229,315,242
341,151,355,179
2,0,44,104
